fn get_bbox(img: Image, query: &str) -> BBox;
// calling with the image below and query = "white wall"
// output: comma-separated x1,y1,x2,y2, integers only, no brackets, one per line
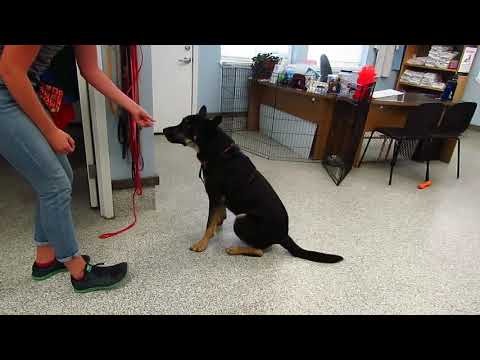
103,45,156,181
197,45,222,113
462,46,480,126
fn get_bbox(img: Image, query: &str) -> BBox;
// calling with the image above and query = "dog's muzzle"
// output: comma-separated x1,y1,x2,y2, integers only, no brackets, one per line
163,127,186,145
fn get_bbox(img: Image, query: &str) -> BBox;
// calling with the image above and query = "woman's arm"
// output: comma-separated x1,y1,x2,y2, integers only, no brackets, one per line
0,45,75,154
74,45,154,127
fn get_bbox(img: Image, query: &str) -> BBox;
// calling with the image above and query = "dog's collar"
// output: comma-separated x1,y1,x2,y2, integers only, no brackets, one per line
223,144,235,153
198,144,237,184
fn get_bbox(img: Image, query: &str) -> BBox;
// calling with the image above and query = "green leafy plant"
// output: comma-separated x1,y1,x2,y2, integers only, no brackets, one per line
251,52,281,80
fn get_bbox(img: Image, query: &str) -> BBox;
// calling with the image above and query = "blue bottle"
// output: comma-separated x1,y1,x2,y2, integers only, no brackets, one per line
285,66,295,81
441,78,457,101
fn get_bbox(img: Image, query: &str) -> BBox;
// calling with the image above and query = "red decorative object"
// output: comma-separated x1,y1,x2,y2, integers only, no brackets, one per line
39,83,64,113
353,65,376,101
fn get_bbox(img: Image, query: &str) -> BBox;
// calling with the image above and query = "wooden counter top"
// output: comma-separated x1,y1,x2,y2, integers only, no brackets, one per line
372,92,457,107
253,80,457,108
248,79,460,167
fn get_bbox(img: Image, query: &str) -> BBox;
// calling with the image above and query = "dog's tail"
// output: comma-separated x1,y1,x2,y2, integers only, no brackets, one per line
281,236,343,263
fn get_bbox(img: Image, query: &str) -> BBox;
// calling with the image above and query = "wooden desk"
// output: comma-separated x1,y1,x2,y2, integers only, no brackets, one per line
247,80,458,167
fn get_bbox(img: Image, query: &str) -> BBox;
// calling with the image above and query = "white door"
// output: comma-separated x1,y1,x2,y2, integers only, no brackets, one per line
76,45,114,219
152,45,197,133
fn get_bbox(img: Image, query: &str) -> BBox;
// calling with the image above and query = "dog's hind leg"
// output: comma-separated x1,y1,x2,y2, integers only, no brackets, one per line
228,214,269,257
226,246,263,257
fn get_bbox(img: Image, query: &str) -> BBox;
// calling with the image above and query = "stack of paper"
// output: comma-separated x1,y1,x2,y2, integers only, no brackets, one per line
425,45,458,69
400,70,424,85
400,70,446,90
372,89,404,99
407,56,427,66
420,72,444,89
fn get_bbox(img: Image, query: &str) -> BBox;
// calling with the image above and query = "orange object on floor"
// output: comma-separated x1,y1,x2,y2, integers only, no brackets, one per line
418,180,432,189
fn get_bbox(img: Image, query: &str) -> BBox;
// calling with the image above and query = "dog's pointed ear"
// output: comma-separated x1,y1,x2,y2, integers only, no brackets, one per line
198,105,207,118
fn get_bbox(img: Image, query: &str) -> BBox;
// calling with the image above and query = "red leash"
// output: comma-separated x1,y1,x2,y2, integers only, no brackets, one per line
99,45,143,239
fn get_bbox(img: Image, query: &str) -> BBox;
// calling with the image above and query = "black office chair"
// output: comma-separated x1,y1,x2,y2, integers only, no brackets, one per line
320,54,332,82
359,102,445,185
428,102,477,179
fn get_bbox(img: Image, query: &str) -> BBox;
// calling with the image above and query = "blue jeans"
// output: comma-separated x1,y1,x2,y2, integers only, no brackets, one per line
0,79,80,262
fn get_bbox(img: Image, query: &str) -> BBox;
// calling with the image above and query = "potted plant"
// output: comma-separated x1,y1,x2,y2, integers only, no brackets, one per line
251,52,281,80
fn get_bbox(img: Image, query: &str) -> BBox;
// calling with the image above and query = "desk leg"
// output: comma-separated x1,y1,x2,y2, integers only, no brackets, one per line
439,138,457,163
311,99,335,160
312,125,325,160
353,129,366,167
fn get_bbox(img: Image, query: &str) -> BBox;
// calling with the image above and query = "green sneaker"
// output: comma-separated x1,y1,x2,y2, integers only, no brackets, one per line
32,255,90,281
71,262,128,293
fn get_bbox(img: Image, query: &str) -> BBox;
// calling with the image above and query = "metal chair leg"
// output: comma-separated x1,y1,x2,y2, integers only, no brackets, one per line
384,138,394,161
389,140,402,186
377,135,388,161
457,138,461,179
359,131,375,167
425,138,432,181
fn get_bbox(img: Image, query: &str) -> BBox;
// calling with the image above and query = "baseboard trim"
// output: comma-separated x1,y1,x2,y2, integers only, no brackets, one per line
112,175,159,190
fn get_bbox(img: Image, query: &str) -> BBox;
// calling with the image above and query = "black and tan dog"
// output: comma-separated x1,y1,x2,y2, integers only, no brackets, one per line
163,106,343,263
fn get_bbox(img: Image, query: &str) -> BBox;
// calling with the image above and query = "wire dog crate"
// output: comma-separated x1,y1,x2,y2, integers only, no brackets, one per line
219,63,250,133
322,82,376,185
220,63,333,161
221,64,330,161
220,63,378,163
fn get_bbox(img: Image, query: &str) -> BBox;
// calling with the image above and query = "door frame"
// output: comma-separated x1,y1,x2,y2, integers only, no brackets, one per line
77,45,115,219
192,45,199,115
152,45,199,134
76,64,99,209
91,45,114,219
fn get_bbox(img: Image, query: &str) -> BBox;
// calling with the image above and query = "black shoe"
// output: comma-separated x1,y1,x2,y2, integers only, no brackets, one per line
32,255,91,281
71,262,128,293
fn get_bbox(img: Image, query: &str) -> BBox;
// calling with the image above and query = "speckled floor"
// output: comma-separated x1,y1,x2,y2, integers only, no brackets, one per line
1,131,480,315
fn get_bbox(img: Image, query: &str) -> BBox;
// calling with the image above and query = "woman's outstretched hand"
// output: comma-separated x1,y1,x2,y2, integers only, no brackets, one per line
129,105,155,128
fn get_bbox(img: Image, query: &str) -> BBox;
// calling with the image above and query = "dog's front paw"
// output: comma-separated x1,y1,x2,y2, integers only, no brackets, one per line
190,241,208,252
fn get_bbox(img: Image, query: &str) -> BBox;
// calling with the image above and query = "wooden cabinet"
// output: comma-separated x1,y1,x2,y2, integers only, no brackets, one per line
395,45,477,101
